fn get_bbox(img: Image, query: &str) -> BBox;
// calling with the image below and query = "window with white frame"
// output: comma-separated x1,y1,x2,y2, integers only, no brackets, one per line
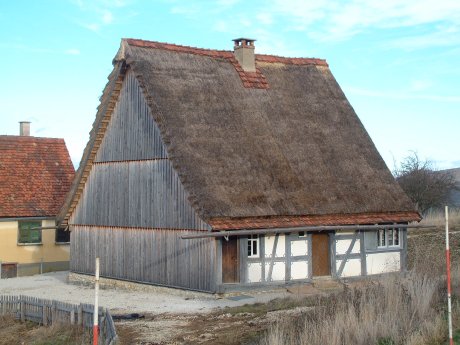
248,234,259,258
377,228,400,248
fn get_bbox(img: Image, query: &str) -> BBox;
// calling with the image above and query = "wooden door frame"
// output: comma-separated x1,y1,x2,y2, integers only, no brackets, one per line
221,236,240,284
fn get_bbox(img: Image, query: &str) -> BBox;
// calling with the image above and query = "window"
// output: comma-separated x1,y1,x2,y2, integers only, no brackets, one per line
248,235,259,258
298,231,307,238
18,221,42,244
364,228,401,250
377,228,400,248
55,228,70,243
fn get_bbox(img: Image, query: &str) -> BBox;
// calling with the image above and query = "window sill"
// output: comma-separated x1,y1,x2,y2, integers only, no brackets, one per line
55,242,70,245
17,243,43,246
366,247,402,253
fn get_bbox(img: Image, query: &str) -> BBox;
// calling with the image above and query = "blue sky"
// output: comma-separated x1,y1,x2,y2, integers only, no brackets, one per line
0,0,459,170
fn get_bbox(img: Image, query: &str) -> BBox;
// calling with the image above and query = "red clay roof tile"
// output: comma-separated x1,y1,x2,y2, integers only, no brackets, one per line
0,136,75,218
208,211,421,230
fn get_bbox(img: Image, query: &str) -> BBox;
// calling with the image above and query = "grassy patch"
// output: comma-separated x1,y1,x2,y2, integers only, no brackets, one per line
0,316,91,345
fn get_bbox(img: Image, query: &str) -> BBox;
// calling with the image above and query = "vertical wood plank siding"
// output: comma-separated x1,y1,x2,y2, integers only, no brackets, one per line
70,226,216,292
69,70,214,291
95,71,167,162
70,160,209,230
70,69,209,231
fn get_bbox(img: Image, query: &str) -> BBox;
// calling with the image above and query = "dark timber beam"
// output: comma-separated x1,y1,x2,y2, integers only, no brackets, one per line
181,224,434,239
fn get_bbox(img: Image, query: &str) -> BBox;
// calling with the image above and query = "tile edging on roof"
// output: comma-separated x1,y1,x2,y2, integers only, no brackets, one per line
123,38,328,90
208,211,422,230
124,38,328,67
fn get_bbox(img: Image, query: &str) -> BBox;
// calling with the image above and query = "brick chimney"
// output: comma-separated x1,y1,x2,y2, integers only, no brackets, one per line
233,38,256,72
19,121,31,136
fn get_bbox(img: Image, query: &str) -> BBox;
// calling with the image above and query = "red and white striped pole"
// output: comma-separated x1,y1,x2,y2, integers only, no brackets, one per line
445,206,453,345
93,257,100,345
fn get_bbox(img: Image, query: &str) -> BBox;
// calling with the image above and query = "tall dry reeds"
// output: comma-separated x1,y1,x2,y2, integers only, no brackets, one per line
259,272,448,345
419,208,460,228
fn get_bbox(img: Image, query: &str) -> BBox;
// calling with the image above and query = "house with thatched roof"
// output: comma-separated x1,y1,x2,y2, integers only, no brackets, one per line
0,122,74,278
59,38,420,292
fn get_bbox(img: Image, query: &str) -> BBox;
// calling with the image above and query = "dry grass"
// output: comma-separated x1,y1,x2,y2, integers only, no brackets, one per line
258,230,460,345
418,208,460,228
259,272,449,345
0,316,91,345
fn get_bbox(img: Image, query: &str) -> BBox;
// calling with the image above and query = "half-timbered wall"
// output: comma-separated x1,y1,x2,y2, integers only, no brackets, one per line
242,233,311,284
234,228,406,287
70,226,216,291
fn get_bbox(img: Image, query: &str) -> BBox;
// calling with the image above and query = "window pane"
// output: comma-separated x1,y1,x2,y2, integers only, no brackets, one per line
248,241,252,256
56,228,70,243
378,229,385,247
388,229,394,246
18,221,41,244
253,241,257,255
394,229,399,246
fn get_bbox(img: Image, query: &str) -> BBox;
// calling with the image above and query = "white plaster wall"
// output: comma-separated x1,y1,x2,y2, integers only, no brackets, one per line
336,258,361,277
366,252,401,275
247,262,262,283
264,261,285,281
291,239,308,256
335,238,360,255
291,261,309,280
264,235,285,258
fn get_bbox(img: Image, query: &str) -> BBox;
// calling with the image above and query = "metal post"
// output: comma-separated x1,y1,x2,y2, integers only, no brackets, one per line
445,206,453,345
93,257,100,345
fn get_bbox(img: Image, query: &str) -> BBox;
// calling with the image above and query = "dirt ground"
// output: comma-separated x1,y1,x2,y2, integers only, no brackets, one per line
0,271,331,345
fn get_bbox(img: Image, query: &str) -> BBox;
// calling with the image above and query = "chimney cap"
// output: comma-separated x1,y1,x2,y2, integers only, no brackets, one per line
232,38,256,42
233,38,256,46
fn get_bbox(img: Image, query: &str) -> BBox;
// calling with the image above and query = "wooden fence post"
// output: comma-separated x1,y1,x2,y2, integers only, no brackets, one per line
20,297,25,322
51,302,57,325
70,308,75,325
77,304,83,326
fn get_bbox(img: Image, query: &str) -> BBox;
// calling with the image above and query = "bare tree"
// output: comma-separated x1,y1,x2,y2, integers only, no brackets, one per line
394,152,456,214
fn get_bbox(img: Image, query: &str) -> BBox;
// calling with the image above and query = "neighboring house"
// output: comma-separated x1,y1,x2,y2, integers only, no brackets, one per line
0,122,75,278
59,38,420,293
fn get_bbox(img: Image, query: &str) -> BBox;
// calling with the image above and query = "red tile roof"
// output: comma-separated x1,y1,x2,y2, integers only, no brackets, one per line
209,211,421,230
125,38,327,90
0,136,75,218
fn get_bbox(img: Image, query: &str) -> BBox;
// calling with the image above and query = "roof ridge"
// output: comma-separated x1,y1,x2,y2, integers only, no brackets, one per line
124,38,328,66
124,38,233,58
0,135,65,140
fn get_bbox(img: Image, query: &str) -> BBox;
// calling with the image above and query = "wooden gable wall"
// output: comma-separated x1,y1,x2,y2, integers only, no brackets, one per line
70,70,210,230
69,70,216,292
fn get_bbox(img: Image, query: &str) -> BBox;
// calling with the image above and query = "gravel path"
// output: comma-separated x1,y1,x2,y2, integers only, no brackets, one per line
0,271,292,314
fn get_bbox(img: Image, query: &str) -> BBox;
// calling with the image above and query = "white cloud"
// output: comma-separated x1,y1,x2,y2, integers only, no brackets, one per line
213,20,229,32
80,22,100,32
345,86,460,102
101,10,113,24
256,12,273,25
410,80,431,91
267,0,460,43
65,48,81,55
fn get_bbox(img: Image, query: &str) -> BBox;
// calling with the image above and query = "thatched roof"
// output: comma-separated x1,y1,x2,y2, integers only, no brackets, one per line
0,136,74,218
59,38,420,227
